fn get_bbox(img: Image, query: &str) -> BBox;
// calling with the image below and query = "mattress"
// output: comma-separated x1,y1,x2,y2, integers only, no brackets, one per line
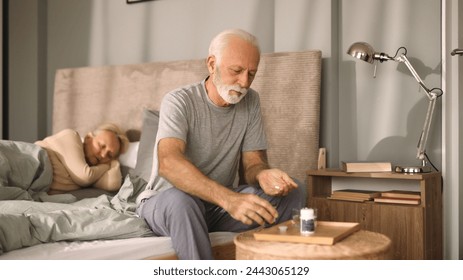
0,232,237,260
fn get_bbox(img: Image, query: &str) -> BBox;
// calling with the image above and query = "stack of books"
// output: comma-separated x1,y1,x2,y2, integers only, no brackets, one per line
374,190,421,205
341,161,392,173
328,189,382,202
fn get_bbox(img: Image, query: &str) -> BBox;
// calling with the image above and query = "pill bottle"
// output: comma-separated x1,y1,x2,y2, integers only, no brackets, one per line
300,208,315,235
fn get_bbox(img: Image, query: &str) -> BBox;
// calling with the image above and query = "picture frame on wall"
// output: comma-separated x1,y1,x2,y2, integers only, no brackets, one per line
127,0,156,4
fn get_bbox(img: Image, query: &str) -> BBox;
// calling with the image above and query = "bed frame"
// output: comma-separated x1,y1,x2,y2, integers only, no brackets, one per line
5,50,321,260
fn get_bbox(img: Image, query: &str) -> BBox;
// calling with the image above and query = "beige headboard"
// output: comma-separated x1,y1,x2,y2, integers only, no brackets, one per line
53,50,321,183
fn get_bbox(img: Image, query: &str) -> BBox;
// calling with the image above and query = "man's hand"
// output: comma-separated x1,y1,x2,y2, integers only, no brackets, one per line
241,151,297,196
223,192,279,226
256,168,298,196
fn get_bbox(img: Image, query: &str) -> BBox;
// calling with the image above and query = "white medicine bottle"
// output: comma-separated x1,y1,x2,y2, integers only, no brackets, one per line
300,208,315,235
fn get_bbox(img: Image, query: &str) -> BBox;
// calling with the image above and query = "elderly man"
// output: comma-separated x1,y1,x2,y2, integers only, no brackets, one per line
137,29,303,259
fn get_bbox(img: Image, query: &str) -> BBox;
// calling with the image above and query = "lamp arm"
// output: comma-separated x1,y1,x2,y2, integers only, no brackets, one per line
394,54,439,163
416,97,437,162
395,54,434,99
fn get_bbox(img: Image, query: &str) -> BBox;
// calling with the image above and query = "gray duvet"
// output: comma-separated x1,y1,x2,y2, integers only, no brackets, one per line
0,140,154,255
0,140,53,201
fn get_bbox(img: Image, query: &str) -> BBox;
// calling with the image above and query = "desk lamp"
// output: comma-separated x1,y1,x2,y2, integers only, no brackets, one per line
347,42,443,173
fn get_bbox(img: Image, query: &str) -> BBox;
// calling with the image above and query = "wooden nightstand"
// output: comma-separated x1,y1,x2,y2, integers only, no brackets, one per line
306,169,443,260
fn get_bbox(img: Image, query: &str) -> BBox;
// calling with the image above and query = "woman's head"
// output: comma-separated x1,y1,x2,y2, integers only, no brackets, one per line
83,123,129,166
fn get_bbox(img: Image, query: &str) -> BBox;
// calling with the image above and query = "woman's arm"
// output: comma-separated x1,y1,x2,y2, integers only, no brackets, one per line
47,129,110,186
93,160,122,191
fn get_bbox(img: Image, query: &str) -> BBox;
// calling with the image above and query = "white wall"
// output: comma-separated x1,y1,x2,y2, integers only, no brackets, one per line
10,0,456,258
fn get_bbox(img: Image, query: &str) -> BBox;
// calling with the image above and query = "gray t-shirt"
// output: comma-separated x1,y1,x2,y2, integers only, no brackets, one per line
144,79,267,198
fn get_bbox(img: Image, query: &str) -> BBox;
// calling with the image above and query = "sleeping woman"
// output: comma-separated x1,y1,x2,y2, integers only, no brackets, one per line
35,123,129,195
0,124,152,255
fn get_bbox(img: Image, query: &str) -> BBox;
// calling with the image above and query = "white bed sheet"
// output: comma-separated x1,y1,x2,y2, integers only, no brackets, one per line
0,232,237,260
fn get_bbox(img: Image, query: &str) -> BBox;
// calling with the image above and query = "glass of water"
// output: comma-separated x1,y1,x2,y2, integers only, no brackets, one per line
292,208,300,226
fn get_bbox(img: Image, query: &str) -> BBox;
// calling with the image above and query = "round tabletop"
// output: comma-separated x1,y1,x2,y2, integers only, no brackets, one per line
234,229,392,260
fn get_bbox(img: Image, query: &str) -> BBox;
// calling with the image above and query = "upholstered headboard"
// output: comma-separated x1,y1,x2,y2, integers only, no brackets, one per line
52,50,321,183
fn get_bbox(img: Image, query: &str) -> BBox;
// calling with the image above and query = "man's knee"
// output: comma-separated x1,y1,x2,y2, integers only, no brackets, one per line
139,188,206,233
155,187,205,217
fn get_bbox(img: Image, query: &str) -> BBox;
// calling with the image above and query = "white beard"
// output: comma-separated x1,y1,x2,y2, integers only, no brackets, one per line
213,68,248,104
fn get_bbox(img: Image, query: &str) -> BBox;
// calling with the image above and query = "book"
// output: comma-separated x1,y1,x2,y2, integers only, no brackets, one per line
332,189,382,198
374,197,421,205
329,189,382,202
341,161,392,173
380,190,421,199
328,196,370,202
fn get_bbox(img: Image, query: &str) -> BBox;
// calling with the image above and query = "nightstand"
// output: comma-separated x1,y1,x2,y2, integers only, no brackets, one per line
306,169,442,260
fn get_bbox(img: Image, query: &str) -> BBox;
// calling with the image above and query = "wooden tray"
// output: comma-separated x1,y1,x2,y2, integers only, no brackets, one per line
253,220,360,245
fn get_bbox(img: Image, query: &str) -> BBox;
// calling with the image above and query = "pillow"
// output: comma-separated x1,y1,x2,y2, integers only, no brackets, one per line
133,109,160,182
119,141,139,169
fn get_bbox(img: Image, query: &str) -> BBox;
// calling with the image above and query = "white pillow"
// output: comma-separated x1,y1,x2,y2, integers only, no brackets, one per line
119,141,139,169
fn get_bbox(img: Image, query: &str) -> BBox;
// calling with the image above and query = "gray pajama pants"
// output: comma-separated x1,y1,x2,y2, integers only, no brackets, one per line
137,183,304,260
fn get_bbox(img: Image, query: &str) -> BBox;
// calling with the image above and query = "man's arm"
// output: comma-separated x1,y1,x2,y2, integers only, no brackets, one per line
157,137,278,226
241,150,298,197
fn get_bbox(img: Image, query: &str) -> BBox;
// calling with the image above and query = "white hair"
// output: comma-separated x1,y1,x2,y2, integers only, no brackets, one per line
208,29,261,65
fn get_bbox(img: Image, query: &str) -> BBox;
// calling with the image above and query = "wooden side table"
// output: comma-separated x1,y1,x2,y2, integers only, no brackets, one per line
306,169,443,259
234,229,392,260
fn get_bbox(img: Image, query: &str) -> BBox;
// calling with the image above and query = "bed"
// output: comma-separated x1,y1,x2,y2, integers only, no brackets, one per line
0,50,321,260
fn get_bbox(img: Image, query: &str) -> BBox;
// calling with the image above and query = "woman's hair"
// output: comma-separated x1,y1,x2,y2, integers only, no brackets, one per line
93,123,129,156
208,28,260,66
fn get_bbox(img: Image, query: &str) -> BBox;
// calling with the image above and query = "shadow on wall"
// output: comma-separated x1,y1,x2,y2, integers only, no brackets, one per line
396,56,442,79
367,95,442,170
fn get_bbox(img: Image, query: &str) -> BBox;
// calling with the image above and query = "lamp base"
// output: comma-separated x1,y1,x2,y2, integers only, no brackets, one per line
394,165,433,173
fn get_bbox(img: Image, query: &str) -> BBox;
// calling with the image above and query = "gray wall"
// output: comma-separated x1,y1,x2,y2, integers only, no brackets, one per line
9,0,442,171
1,2,2,139
8,0,452,256
443,0,463,260
340,0,442,171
